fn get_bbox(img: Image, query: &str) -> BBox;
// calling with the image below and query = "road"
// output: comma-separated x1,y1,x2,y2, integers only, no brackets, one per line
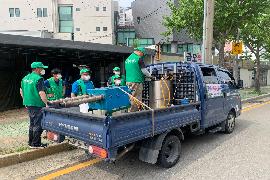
1,101,270,180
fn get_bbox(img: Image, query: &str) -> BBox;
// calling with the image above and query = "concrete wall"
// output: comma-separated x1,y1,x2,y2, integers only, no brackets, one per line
240,68,253,88
0,0,115,44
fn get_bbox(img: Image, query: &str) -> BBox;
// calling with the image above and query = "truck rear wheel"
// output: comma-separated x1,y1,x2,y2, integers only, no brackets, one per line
157,135,181,168
224,112,236,134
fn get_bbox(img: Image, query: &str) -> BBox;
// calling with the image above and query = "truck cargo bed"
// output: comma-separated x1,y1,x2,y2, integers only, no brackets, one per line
42,103,201,150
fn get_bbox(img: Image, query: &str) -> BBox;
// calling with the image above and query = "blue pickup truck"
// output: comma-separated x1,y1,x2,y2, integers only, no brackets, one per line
42,62,242,168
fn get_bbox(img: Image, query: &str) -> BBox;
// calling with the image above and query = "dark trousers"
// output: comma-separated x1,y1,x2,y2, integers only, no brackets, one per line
27,107,43,146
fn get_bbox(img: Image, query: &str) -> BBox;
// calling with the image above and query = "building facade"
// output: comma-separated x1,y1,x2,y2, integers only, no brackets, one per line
118,7,134,27
131,0,200,55
0,0,117,44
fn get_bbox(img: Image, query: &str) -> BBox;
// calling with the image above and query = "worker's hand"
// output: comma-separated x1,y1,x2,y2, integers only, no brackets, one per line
47,94,54,98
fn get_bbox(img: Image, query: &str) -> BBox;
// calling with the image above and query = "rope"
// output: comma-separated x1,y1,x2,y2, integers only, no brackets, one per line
117,87,155,136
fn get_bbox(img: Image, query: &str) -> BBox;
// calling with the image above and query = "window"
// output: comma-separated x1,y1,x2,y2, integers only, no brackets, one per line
37,8,42,17
96,7,99,11
59,6,73,33
9,8,14,17
43,8,48,17
103,7,106,11
200,67,218,84
76,8,80,11
96,27,100,31
177,44,202,55
37,8,48,17
218,69,236,87
76,28,80,31
103,27,107,31
162,44,171,53
15,8,20,17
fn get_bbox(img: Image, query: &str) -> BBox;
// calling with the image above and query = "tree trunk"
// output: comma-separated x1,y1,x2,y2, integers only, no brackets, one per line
254,47,261,93
218,42,225,67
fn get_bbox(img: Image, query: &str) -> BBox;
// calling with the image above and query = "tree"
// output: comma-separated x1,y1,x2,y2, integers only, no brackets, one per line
164,0,269,66
241,9,270,93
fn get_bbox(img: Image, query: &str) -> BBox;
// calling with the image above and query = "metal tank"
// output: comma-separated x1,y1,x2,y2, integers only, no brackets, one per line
149,80,173,109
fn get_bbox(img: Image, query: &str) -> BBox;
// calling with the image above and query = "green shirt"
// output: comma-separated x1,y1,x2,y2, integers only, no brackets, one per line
110,75,126,86
21,72,45,107
46,77,63,101
125,53,145,83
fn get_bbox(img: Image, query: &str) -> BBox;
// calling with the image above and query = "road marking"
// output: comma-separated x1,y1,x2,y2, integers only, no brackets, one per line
37,100,270,180
37,158,102,180
242,100,270,113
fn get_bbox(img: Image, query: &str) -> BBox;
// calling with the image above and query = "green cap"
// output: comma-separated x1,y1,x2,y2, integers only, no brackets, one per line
134,47,146,55
31,62,48,69
113,67,120,71
80,68,90,75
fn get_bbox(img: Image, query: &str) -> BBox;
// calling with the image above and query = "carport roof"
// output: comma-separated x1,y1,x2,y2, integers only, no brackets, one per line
0,33,154,55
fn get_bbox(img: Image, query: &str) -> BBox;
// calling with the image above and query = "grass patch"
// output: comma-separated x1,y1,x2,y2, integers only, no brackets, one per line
0,146,30,155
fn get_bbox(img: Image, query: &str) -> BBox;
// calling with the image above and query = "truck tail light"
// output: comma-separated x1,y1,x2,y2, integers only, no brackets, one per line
88,145,107,159
46,131,65,143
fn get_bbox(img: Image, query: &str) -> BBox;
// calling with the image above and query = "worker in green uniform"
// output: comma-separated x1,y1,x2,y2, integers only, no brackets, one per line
111,75,123,86
44,68,65,101
20,62,49,149
107,67,126,86
125,47,152,112
71,68,95,97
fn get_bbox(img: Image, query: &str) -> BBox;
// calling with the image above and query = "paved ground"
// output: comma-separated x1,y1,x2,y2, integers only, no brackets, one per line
0,100,270,180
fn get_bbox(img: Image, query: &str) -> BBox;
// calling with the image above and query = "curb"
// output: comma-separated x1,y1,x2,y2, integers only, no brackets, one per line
241,93,270,104
0,143,74,168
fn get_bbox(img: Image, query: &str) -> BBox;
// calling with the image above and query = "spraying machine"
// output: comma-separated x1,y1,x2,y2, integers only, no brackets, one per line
48,86,131,115
143,62,197,109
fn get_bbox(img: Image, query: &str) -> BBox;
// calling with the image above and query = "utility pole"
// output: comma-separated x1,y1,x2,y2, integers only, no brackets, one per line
202,0,214,64
233,28,241,83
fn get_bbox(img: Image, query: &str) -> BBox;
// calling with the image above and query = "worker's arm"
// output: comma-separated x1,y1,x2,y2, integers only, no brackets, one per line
20,88,23,99
39,91,48,107
139,58,152,78
71,81,78,97
36,79,48,107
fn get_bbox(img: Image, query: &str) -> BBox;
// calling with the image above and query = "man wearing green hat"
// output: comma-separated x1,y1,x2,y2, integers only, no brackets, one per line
108,67,126,86
20,62,49,149
125,47,152,112
71,68,95,97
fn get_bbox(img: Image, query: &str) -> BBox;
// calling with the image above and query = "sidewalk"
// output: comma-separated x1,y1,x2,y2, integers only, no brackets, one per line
0,109,51,156
240,86,270,99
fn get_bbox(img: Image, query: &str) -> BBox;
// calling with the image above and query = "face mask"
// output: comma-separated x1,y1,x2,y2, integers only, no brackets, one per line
56,74,62,79
40,69,45,75
115,80,121,85
83,75,90,81
115,72,120,75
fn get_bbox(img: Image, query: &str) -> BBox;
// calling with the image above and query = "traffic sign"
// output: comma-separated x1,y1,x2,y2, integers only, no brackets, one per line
232,42,243,55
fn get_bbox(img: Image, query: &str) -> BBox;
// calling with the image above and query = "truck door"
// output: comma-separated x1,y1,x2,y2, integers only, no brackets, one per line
200,66,225,128
217,69,240,117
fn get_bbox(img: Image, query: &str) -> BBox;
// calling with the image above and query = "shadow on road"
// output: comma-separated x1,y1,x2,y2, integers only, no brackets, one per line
67,117,253,180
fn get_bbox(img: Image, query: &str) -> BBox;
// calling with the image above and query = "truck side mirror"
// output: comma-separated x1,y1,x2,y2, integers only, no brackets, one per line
237,80,243,89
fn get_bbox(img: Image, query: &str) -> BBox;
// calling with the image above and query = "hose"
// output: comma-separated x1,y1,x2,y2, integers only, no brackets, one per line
161,78,171,106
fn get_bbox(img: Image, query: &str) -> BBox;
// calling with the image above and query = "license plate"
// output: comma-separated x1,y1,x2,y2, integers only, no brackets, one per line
67,138,88,150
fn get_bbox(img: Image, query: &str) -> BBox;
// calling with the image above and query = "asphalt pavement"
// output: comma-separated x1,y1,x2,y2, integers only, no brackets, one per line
0,102,270,180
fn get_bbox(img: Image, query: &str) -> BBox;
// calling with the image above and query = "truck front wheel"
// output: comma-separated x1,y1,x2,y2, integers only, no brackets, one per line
157,135,181,168
224,112,236,134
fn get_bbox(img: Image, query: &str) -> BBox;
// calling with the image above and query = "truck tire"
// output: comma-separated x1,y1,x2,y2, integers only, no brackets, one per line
157,135,181,168
224,112,236,134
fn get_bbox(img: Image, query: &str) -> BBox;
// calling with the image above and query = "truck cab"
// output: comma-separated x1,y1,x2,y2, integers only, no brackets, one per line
198,64,242,133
